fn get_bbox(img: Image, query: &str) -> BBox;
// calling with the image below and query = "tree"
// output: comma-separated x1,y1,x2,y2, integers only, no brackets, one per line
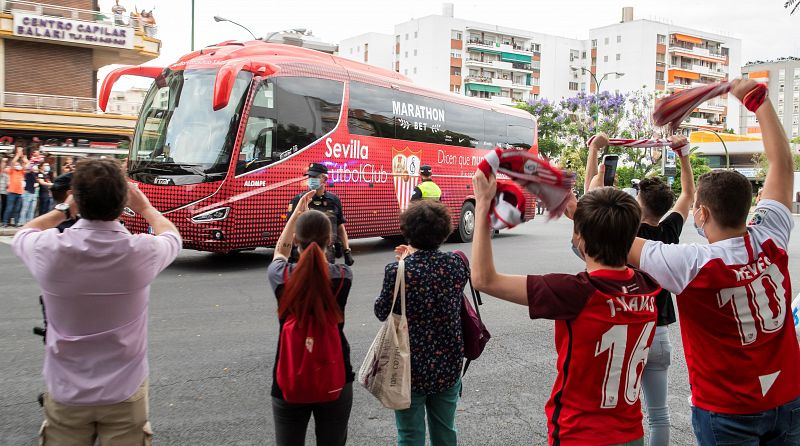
671,148,711,196
786,0,799,15
516,98,567,159
753,152,800,179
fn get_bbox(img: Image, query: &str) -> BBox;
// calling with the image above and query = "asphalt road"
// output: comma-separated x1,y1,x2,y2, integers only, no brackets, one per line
2,213,800,446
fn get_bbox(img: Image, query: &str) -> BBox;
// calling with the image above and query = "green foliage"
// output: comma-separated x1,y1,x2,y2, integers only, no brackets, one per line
671,152,711,196
791,136,800,144
753,152,800,179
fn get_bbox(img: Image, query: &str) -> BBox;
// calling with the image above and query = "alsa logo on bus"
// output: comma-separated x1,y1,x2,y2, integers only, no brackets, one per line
325,137,368,160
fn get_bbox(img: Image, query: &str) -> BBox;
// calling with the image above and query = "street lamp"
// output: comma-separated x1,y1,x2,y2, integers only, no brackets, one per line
213,15,257,40
570,66,625,93
264,28,308,43
708,130,731,170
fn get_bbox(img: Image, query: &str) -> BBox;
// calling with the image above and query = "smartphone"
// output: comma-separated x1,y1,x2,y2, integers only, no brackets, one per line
602,154,619,187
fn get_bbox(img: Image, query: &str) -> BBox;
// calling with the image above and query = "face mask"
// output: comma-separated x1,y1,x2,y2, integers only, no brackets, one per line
693,207,707,239
14,165,21,171
43,166,51,173
307,177,322,190
570,237,585,261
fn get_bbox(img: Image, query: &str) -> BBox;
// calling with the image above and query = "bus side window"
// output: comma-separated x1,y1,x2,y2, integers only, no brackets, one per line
348,81,395,138
442,102,484,148
484,111,508,149
507,116,535,150
236,82,275,175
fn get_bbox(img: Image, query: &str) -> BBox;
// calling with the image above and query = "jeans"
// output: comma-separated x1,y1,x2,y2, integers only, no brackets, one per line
38,194,51,216
0,193,6,222
2,192,21,225
19,191,37,224
692,396,800,445
641,326,672,446
272,382,352,446
396,379,461,446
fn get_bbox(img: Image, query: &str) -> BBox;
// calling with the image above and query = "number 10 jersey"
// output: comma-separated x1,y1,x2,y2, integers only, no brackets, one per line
640,199,800,414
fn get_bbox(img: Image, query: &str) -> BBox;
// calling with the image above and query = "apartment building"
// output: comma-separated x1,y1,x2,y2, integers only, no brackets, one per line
589,7,741,132
341,4,589,106
740,57,800,138
0,0,160,151
340,32,395,71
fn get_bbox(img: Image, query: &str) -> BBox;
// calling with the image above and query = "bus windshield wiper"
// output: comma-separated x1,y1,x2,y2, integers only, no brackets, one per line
127,165,173,175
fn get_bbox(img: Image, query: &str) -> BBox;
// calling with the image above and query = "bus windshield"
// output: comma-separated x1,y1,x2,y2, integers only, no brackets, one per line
128,69,252,184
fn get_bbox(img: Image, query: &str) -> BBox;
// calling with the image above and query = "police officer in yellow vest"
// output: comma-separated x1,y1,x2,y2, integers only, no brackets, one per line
411,165,442,201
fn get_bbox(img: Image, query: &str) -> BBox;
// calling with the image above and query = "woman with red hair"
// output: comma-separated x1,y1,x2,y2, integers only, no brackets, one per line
267,190,354,446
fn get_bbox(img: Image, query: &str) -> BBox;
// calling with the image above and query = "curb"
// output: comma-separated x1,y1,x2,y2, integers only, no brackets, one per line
0,228,19,237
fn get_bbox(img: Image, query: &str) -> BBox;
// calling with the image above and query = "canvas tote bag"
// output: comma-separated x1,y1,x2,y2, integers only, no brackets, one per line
358,259,411,410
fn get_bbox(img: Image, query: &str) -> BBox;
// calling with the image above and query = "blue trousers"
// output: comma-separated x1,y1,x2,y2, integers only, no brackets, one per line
395,379,460,446
2,192,21,225
692,396,800,445
641,326,672,446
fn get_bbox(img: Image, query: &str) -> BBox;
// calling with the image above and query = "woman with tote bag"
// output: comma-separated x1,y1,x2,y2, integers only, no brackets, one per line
372,201,469,445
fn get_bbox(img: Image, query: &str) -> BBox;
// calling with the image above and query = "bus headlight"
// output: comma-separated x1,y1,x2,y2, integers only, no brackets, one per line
191,207,230,223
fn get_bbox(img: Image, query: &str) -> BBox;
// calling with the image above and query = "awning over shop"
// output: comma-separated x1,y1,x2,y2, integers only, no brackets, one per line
500,52,532,63
465,83,502,93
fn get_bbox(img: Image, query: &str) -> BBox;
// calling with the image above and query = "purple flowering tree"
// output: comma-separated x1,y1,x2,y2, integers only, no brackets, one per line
516,98,567,159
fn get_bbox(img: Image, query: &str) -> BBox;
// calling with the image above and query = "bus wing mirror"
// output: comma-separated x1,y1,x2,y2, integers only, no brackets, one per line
212,61,278,111
99,65,166,112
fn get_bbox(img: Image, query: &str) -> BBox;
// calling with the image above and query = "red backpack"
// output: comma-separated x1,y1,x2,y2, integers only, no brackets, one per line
276,266,346,404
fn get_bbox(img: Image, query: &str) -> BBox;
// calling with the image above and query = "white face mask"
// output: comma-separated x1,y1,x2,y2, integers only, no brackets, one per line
14,165,22,171
43,166,51,173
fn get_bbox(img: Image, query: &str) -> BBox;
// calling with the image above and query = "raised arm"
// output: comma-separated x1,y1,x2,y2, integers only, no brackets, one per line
274,190,315,260
470,170,528,305
584,133,608,195
127,183,178,236
671,135,694,221
733,79,793,208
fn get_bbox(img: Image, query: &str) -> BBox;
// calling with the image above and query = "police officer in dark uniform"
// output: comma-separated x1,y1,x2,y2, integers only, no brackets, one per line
410,165,442,201
288,163,354,265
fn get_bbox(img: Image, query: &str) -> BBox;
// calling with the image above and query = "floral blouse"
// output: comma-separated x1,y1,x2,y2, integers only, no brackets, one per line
375,249,467,395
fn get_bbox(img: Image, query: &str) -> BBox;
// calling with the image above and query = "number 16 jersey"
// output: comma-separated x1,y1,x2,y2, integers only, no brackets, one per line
527,268,661,445
640,199,800,414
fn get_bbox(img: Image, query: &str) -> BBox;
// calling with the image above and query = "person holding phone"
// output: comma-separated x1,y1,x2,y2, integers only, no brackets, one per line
585,132,694,446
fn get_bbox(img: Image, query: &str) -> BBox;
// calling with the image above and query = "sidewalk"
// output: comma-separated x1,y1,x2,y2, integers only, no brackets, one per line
0,226,19,237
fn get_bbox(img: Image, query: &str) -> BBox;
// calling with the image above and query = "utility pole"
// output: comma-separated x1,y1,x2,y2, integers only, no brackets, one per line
191,0,195,51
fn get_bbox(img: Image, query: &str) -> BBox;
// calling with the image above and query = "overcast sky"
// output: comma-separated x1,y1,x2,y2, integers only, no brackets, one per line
100,0,799,89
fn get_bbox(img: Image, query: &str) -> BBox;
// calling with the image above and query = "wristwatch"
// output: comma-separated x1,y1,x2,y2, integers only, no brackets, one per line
55,203,71,219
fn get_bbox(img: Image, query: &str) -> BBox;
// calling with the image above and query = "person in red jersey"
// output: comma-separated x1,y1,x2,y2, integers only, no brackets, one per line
627,78,800,445
471,170,661,446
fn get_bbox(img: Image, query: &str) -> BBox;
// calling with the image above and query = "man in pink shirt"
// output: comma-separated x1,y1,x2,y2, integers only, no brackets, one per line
13,158,181,445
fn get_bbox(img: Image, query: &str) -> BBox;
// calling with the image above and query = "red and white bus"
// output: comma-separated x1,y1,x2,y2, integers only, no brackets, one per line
99,40,538,252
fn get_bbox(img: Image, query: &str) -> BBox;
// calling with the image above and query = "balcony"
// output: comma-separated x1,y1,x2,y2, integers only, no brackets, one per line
668,45,727,62
491,60,512,71
464,75,492,85
492,77,512,88
465,58,493,68
3,91,97,112
0,0,161,66
498,42,532,55
0,92,137,137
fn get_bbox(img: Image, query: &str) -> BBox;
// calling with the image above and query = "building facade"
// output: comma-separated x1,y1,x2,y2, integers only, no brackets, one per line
339,5,741,133
340,5,589,106
340,32,395,71
0,0,160,153
588,7,741,132
740,58,800,139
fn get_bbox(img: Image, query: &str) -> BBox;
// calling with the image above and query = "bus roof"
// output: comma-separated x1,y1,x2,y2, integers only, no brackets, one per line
174,40,533,121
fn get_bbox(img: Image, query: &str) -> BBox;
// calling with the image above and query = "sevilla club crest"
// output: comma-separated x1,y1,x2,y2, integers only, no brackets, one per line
392,147,422,212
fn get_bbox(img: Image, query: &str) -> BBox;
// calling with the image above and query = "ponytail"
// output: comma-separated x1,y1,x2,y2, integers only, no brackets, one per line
278,240,343,327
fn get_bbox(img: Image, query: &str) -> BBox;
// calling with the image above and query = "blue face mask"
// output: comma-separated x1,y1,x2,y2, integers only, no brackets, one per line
307,177,322,191
693,207,707,239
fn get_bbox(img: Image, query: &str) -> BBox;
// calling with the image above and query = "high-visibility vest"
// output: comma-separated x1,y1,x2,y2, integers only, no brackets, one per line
417,180,442,200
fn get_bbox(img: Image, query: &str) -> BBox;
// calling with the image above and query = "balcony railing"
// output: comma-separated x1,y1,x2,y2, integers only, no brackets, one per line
1,0,158,37
464,76,492,84
3,92,97,112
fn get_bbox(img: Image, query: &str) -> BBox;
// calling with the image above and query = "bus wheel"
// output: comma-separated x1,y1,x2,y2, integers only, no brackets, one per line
456,201,476,243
